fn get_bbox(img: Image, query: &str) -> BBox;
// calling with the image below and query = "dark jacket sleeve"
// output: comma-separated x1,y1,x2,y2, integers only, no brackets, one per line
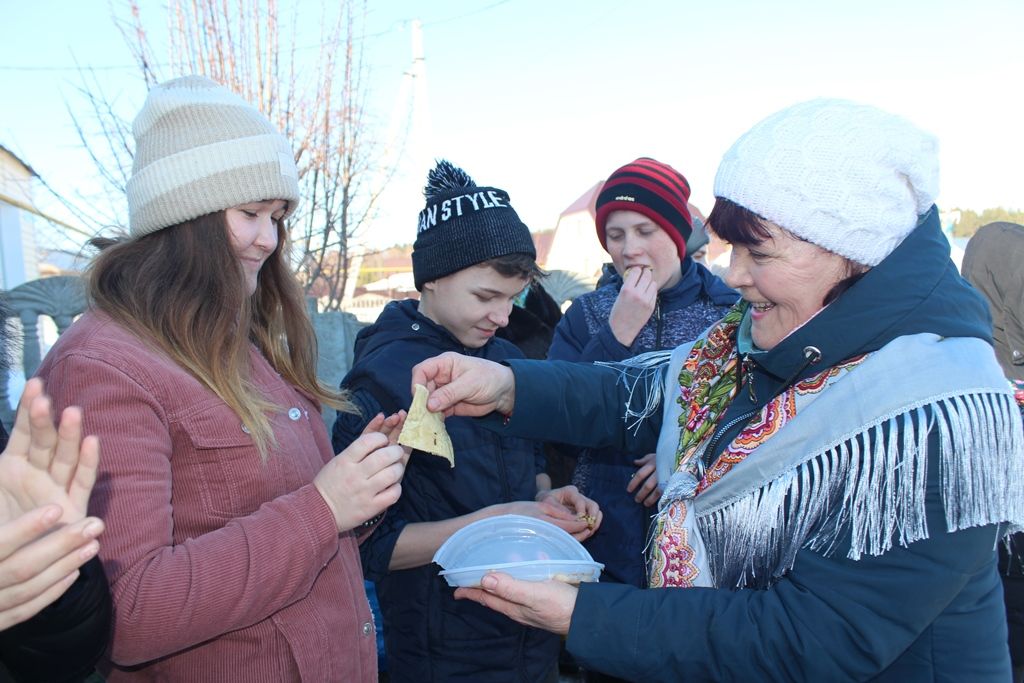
482,359,662,456
564,430,1005,682
332,387,409,581
532,440,547,478
0,556,112,683
331,386,379,454
548,298,634,364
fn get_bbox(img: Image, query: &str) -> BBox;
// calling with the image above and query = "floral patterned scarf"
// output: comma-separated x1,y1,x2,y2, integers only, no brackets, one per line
648,308,867,587
637,306,1024,590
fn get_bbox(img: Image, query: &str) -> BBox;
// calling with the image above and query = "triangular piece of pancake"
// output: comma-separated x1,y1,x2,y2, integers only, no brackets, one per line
398,384,455,467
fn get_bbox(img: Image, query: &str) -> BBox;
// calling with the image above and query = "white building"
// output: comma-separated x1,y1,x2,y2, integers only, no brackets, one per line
544,181,605,281
0,145,41,289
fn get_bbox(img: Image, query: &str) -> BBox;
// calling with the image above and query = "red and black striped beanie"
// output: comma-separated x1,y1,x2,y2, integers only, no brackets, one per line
595,157,693,259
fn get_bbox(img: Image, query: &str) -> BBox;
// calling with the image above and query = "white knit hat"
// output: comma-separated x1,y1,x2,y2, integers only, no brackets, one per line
126,75,300,237
713,99,939,266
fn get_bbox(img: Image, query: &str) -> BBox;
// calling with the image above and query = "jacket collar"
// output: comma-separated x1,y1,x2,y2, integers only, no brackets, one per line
354,298,498,359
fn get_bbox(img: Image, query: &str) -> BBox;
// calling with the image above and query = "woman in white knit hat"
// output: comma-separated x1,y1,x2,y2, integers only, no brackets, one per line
35,76,407,682
409,99,1024,681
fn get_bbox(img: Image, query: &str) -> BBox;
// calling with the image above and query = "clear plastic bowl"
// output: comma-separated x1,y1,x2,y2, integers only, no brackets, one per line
433,514,603,588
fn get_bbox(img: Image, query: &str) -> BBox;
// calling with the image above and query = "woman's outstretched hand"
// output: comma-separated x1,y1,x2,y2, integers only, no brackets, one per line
455,572,578,636
411,352,516,417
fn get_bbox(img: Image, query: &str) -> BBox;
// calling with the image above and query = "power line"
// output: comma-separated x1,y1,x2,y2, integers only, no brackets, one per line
422,0,513,28
0,0,516,72
0,63,157,72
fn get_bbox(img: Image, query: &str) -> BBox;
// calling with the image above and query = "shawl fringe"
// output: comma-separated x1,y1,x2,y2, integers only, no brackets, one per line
698,390,1024,589
597,351,674,433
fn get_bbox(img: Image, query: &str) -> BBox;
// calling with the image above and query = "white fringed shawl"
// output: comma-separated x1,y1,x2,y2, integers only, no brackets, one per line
620,333,1024,589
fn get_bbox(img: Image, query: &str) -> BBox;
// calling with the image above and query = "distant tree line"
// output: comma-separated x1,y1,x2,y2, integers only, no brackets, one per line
953,207,1024,237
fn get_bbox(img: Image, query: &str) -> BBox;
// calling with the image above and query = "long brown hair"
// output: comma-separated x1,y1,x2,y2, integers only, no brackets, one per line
88,212,354,457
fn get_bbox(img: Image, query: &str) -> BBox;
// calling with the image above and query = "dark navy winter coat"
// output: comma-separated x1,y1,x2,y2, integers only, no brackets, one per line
547,259,735,587
332,299,558,683
480,209,1013,681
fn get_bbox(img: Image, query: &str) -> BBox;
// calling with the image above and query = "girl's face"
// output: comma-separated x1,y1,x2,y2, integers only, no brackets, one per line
724,221,850,350
225,200,287,295
604,210,683,291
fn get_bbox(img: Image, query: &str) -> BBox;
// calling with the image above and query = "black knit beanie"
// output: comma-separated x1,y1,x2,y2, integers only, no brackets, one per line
412,160,536,290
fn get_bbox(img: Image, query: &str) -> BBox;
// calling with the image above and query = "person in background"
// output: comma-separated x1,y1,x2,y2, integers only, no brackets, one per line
333,160,600,683
0,373,110,683
686,215,711,266
415,99,1022,682
35,75,407,682
547,159,735,625
495,279,563,361
962,221,1024,683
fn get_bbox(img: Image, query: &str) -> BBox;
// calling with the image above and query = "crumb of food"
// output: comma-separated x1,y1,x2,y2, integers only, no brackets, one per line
552,572,593,585
623,266,654,281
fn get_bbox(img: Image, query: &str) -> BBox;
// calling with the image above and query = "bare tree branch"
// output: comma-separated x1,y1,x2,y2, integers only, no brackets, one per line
51,0,401,309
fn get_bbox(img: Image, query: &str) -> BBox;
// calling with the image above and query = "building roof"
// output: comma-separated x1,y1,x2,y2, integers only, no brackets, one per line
559,181,602,218
533,229,555,266
0,145,39,178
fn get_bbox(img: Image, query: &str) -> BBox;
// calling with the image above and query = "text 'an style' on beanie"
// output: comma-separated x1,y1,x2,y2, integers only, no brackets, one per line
712,98,939,266
126,75,301,237
411,160,536,291
594,157,693,260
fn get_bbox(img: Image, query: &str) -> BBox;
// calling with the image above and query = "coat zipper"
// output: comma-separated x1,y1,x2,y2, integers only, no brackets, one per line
463,343,514,502
699,356,758,472
495,435,513,502
654,297,664,348
741,354,757,403
700,408,759,474
699,347,823,474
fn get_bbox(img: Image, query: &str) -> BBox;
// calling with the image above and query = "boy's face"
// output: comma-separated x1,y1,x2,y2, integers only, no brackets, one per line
419,264,529,349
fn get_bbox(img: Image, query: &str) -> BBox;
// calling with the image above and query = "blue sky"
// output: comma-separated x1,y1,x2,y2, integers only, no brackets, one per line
2,0,1021,251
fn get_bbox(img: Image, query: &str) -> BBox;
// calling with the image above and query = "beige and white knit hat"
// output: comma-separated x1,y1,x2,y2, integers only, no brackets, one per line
713,98,939,266
126,75,300,237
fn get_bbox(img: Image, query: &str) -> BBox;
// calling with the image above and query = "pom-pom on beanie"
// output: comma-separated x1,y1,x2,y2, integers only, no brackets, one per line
127,75,300,238
595,158,693,260
412,160,536,291
713,98,939,266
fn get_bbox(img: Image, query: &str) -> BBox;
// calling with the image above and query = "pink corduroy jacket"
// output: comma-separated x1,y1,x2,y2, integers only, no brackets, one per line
37,311,377,682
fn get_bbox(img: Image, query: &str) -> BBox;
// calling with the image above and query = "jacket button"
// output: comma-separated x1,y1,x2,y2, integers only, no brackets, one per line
362,621,373,636
411,323,420,331
241,423,251,434
288,407,302,421
1013,350,1024,365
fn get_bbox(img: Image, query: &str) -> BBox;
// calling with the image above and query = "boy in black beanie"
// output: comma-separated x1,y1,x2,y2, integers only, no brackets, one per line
333,160,601,683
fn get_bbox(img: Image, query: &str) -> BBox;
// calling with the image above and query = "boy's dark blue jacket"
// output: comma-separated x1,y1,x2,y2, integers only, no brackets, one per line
482,210,1013,681
333,298,558,683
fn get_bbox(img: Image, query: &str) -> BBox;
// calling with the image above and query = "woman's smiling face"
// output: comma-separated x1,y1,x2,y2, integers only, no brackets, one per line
724,221,850,350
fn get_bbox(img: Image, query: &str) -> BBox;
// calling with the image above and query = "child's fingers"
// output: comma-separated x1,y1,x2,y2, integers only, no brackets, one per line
0,569,80,631
5,379,46,455
49,406,84,490
68,435,100,516
26,394,58,470
0,506,62,558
